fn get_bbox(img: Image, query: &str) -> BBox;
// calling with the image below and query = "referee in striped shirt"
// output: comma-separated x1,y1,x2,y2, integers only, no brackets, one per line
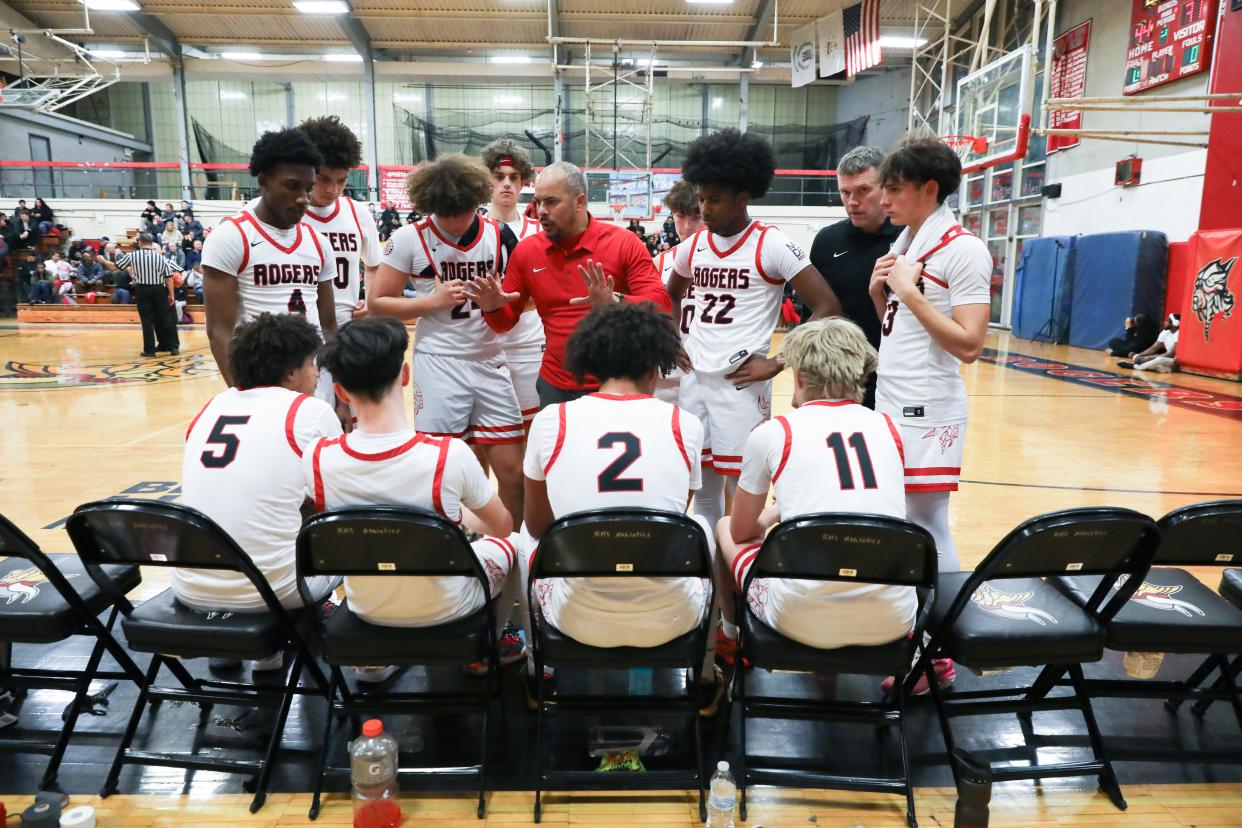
102,232,181,356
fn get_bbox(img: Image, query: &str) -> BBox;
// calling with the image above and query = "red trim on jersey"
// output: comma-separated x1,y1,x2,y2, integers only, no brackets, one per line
922,271,949,289
481,536,516,568
671,407,691,472
412,221,439,278
804,399,856,408
732,542,762,590
715,468,741,477
712,453,743,462
588,392,653,401
707,220,759,259
225,217,251,274
771,416,793,484
343,197,364,240
472,423,526,432
431,436,451,517
242,210,303,255
521,406,541,416
492,220,503,273
686,229,705,276
882,413,905,466
420,429,469,438
307,225,327,272
304,199,342,223
915,225,969,265
905,466,962,476
754,225,783,286
473,435,525,445
186,397,213,441
311,436,339,512
426,215,487,253
338,432,426,461
285,393,311,457
543,403,568,476
905,482,958,493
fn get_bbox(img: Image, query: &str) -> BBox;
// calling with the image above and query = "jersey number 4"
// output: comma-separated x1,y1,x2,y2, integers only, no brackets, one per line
826,432,877,490
200,415,250,468
597,432,643,492
288,289,308,315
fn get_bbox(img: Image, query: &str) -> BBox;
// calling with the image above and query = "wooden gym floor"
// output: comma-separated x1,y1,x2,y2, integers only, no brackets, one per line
2,323,1242,825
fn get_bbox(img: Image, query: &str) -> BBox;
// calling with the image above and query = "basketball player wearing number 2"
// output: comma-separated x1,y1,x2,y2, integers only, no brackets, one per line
202,128,337,392
870,139,991,586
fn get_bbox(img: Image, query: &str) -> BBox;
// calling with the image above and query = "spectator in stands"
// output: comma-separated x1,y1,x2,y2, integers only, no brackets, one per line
16,252,38,299
48,251,72,281
11,211,38,250
160,220,183,248
11,199,28,221
31,198,54,234
0,214,14,259
160,202,176,223
29,261,53,304
184,238,203,273
379,201,400,240
185,264,203,304
181,214,203,239
77,249,105,289
1108,313,1159,358
141,200,160,228
405,208,420,225
178,200,193,220
1119,313,1180,373
66,238,87,263
163,239,186,270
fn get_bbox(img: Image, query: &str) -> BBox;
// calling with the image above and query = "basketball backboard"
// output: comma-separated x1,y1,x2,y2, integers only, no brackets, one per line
953,45,1034,173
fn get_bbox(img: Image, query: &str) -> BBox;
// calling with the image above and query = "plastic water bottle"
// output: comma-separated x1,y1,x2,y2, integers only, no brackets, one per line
351,718,400,828
706,760,736,827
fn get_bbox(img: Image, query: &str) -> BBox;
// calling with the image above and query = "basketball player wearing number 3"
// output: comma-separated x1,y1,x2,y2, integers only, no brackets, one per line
202,128,338,394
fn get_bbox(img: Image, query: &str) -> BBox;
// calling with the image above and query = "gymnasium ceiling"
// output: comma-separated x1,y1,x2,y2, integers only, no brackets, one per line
0,0,943,71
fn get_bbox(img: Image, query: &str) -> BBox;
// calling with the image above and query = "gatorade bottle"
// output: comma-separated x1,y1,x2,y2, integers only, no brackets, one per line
351,719,400,828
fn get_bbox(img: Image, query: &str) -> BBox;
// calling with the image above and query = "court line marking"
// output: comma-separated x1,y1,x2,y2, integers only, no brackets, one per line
961,479,1242,498
980,349,1242,421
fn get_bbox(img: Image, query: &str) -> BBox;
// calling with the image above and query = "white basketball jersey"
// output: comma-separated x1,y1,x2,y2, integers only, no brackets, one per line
658,243,693,339
217,209,332,326
740,400,906,520
502,215,546,356
876,224,992,425
304,196,382,326
177,386,342,609
306,430,498,627
384,216,506,359
673,221,807,374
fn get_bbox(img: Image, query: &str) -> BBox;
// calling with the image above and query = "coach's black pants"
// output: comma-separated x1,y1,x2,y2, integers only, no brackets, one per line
135,284,180,354
536,376,591,409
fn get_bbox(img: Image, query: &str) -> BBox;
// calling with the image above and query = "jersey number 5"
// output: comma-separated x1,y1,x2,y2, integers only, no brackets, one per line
597,432,643,492
200,415,250,468
826,432,877,490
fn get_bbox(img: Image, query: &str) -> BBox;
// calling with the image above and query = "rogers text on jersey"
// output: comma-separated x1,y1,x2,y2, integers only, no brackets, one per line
253,263,321,286
692,265,750,290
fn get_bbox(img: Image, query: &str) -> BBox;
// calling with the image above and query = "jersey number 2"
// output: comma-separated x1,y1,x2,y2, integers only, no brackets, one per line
598,432,642,492
826,432,877,490
200,415,250,468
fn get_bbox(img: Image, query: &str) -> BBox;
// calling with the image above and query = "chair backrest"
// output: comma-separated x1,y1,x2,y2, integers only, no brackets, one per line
1155,500,1242,566
530,508,712,581
742,512,936,592
0,510,102,619
297,506,487,583
974,507,1160,583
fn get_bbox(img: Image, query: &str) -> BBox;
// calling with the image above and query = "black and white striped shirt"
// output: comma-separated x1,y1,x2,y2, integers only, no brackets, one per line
116,247,181,286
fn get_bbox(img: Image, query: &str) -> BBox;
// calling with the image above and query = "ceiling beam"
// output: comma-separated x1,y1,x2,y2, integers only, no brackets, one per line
129,11,182,62
735,0,776,67
338,1,386,60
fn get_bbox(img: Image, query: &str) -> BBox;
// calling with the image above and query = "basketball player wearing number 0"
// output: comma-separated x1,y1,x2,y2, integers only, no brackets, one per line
666,129,842,531
202,128,337,391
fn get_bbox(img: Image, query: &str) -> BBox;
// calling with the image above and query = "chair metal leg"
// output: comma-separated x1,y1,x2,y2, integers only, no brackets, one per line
735,658,748,823
533,656,546,824
477,666,491,819
41,632,109,787
248,654,303,814
101,655,162,797
1023,664,1065,704
1067,664,1126,811
1167,655,1218,713
1214,653,1242,734
1192,655,1242,717
894,681,918,828
690,663,706,823
309,669,341,820
925,661,961,789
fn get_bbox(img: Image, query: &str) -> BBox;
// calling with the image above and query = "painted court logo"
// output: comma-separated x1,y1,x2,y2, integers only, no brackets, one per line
0,566,76,605
1191,257,1236,341
971,582,1057,626
0,354,219,390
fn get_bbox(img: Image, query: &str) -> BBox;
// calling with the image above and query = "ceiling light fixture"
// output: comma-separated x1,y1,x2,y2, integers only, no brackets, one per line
293,0,348,13
686,0,732,5
494,94,523,104
751,59,764,69
219,90,248,100
223,52,264,61
89,48,129,58
490,55,532,64
324,53,363,62
79,0,141,11
878,35,927,49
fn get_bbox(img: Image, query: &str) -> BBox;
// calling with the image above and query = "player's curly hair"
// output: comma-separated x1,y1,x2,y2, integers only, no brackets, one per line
406,154,493,217
318,317,409,403
229,312,322,390
879,137,962,203
248,127,324,177
299,115,362,171
662,179,700,216
681,128,776,198
565,303,681,384
480,138,535,185
780,317,877,403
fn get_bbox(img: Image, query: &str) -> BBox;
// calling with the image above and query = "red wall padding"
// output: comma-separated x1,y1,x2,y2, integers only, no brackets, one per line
1178,229,1242,380
1165,241,1192,318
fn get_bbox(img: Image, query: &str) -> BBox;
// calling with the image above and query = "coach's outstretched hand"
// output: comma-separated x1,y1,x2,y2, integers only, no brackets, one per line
463,273,518,312
569,259,620,307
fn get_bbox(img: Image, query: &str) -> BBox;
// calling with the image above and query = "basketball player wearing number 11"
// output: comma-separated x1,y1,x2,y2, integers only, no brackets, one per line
202,128,337,394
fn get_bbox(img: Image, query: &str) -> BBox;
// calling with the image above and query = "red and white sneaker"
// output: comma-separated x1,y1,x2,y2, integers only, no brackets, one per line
882,658,956,696
714,628,750,667
465,630,527,676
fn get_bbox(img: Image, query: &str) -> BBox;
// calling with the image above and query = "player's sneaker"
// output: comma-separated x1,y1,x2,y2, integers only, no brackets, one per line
714,628,749,667
523,665,558,712
354,665,399,684
465,629,527,676
881,658,956,696
696,664,726,718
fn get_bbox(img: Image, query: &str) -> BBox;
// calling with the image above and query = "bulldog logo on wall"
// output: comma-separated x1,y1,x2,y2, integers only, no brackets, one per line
1191,257,1236,341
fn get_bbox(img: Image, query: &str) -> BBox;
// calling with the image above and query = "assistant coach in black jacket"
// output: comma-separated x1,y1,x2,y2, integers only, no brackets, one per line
810,146,902,408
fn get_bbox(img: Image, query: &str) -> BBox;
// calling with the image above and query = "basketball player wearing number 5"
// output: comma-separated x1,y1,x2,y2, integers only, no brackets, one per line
202,128,338,390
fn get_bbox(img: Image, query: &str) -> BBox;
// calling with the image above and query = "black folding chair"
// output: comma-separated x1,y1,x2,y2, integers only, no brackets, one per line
297,507,502,820
527,508,714,823
65,497,329,812
914,507,1160,811
732,513,936,828
1044,500,1242,762
0,511,145,787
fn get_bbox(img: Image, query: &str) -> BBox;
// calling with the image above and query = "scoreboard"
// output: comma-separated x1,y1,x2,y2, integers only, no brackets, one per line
1123,0,1216,95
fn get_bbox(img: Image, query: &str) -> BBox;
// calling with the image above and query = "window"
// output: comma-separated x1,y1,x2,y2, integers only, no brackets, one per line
29,135,54,198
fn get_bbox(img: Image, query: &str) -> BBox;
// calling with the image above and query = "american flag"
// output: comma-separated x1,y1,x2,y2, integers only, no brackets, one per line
844,0,882,77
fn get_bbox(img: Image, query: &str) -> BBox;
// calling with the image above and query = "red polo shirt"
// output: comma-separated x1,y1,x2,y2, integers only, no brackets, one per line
483,215,671,390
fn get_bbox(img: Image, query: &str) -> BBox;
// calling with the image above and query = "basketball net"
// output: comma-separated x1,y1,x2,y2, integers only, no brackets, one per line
610,203,624,216
942,135,990,165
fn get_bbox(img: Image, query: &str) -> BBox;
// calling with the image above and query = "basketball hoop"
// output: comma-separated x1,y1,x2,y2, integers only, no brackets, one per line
942,134,990,165
610,203,624,217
